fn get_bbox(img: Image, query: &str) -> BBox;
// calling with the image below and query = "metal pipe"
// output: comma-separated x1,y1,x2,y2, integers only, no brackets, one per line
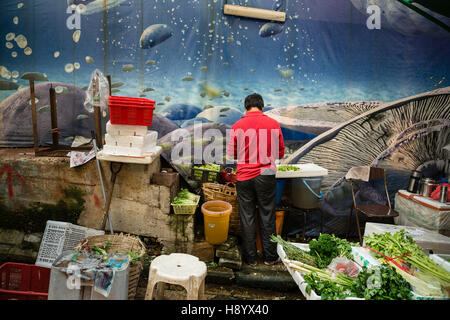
92,131,113,234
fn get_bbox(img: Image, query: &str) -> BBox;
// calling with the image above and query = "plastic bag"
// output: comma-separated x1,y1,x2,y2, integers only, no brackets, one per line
327,257,361,278
84,69,110,113
430,183,450,201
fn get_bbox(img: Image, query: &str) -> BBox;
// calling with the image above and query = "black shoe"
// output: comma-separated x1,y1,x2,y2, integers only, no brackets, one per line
263,258,281,266
246,260,258,267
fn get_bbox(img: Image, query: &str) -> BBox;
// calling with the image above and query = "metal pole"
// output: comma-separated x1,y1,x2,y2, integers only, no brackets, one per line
92,131,113,234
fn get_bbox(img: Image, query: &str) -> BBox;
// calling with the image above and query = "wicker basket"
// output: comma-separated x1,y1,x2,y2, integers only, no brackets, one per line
202,182,240,235
75,233,146,300
171,194,201,215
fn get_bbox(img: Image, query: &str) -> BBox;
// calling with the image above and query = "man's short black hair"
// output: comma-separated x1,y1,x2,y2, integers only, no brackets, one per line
244,93,264,111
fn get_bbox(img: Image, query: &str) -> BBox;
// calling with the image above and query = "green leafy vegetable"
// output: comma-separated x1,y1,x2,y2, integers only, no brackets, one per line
271,235,318,267
308,233,357,269
277,165,299,172
351,265,413,300
193,164,221,172
304,273,352,300
365,230,450,286
171,188,199,205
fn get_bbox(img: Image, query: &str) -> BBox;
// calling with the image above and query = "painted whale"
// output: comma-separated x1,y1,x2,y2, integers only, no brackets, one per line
282,86,450,192
259,22,284,38
140,24,173,49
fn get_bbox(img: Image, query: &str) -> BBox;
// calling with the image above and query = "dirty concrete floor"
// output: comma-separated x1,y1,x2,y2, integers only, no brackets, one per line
136,282,305,300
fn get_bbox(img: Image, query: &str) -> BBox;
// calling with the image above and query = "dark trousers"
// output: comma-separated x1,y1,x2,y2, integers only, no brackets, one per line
236,174,277,263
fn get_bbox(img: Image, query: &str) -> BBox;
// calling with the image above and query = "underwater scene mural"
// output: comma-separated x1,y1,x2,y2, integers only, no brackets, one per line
0,0,449,229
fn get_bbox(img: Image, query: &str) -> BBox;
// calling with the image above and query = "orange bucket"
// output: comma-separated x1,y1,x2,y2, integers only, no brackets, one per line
256,210,285,253
202,200,232,245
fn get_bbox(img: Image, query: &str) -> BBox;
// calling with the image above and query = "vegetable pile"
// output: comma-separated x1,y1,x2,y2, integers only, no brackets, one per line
171,188,199,205
273,233,415,300
308,233,355,268
193,164,221,172
364,230,450,297
277,165,300,172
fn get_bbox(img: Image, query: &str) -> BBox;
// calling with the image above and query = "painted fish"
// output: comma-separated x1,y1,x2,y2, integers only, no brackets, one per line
20,72,48,81
259,22,284,38
0,79,19,90
182,76,195,81
140,24,173,49
111,82,124,88
122,64,134,72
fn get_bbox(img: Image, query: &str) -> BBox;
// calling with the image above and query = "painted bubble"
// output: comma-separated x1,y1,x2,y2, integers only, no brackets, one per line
85,56,94,64
11,51,18,58
65,63,74,73
5,42,13,49
14,34,27,49
18,3,24,9
12,71,19,79
6,33,15,41
279,68,293,78
74,62,80,69
54,51,60,58
13,17,19,25
24,47,32,55
76,4,87,14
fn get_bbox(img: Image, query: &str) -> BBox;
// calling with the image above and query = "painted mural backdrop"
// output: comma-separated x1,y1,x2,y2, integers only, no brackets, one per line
0,0,449,228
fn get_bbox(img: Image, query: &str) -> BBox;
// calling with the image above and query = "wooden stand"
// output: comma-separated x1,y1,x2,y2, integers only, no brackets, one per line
30,75,112,157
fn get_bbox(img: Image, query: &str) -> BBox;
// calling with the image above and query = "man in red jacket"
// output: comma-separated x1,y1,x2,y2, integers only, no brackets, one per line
227,93,285,266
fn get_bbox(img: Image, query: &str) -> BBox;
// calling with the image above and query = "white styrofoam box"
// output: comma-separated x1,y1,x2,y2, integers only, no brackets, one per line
429,254,450,273
275,163,328,178
106,120,148,137
36,221,105,268
105,131,158,149
363,222,450,255
102,144,141,157
277,242,363,300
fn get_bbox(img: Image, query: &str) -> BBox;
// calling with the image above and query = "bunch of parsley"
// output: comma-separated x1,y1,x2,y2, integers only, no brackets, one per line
308,234,357,269
351,265,413,300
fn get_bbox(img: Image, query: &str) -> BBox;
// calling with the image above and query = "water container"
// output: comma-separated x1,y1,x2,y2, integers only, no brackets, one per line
201,200,232,245
291,177,323,209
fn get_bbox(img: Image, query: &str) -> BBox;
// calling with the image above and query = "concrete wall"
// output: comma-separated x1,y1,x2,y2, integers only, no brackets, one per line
0,149,194,254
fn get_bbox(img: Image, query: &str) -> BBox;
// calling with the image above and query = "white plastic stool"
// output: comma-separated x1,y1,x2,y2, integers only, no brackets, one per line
145,253,207,300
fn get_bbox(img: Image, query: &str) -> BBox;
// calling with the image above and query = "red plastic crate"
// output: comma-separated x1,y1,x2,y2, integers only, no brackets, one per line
108,95,156,126
0,263,50,300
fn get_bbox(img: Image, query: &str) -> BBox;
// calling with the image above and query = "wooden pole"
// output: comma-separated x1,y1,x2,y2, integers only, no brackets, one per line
29,78,39,153
49,86,59,147
107,75,112,95
93,77,103,148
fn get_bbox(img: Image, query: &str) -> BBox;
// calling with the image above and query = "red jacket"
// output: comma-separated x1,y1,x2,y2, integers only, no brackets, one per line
227,110,285,181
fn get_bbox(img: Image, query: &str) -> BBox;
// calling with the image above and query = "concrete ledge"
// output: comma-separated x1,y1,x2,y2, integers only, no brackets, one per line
235,265,298,291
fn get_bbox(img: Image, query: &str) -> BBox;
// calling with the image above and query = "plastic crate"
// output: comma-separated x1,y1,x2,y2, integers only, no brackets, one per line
191,166,221,183
0,263,50,300
35,221,105,268
171,195,201,215
108,96,156,126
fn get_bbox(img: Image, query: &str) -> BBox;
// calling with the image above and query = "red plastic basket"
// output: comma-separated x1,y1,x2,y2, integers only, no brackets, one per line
0,263,50,300
108,95,156,126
